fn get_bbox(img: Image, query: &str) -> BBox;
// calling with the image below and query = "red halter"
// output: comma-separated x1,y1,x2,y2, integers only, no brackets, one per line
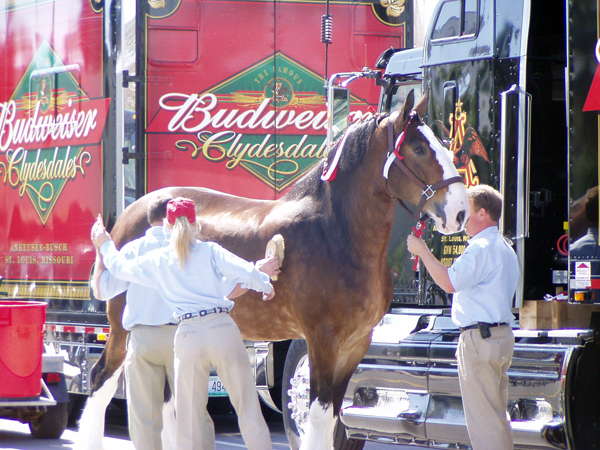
384,111,463,220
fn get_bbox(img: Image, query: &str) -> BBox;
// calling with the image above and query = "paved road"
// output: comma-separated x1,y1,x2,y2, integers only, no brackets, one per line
0,407,414,450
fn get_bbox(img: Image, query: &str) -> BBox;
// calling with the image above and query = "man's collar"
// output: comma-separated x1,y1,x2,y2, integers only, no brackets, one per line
471,225,498,239
146,225,165,236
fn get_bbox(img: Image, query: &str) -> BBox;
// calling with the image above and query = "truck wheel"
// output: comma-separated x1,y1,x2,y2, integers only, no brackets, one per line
282,339,365,450
67,393,86,427
333,419,365,450
29,402,69,439
282,339,309,450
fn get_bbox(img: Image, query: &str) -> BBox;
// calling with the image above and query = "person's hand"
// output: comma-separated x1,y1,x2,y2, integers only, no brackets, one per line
91,214,112,250
256,256,281,279
263,284,275,301
406,234,428,257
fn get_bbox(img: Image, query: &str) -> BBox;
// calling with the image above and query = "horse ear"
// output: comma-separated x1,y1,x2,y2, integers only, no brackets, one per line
413,88,430,118
398,89,415,124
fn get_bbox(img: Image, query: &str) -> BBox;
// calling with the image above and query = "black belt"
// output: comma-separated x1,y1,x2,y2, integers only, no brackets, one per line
459,322,508,332
177,307,229,323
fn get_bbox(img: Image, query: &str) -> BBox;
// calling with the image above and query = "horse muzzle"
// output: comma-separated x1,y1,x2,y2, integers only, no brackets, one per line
429,184,469,235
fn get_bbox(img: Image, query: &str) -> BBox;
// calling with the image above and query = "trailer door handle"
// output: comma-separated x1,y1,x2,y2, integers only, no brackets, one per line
122,70,144,88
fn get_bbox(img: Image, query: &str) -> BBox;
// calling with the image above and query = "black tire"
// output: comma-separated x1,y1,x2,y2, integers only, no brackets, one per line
260,398,282,422
29,402,69,439
282,339,309,450
333,418,365,450
207,397,233,415
67,393,86,428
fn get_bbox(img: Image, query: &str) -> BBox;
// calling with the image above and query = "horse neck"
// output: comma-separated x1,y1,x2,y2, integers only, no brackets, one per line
325,158,396,259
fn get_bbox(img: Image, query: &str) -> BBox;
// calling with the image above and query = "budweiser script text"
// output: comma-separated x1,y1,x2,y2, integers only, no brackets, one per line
0,99,99,151
160,92,369,179
0,100,97,209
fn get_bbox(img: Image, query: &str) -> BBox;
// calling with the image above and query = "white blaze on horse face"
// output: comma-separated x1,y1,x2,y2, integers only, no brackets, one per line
418,124,470,234
299,400,336,450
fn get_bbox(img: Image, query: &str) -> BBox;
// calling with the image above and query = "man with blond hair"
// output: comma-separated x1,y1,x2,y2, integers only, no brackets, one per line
407,184,519,450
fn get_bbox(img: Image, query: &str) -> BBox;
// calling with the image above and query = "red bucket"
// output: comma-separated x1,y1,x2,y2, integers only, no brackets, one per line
0,301,47,398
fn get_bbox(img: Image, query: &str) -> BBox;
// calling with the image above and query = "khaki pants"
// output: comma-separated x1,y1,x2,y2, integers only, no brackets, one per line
456,325,514,450
126,324,215,450
174,312,272,450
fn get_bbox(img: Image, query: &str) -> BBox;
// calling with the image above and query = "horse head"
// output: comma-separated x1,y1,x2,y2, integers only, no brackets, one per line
379,90,469,234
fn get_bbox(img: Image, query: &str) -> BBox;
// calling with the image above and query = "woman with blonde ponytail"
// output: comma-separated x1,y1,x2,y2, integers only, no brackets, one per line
91,197,278,450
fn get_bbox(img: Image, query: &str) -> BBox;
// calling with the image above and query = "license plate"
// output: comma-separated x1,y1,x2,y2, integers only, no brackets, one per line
208,376,227,397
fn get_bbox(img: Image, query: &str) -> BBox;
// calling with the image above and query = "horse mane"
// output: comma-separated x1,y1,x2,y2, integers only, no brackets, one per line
285,116,382,200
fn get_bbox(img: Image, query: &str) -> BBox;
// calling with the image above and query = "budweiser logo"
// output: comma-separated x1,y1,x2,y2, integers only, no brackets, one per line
0,41,109,224
147,52,371,192
160,94,328,133
0,99,105,152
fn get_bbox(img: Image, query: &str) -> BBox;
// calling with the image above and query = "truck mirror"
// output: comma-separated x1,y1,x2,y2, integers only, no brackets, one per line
327,86,350,147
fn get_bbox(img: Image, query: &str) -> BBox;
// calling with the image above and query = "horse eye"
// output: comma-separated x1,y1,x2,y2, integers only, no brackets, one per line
413,145,426,156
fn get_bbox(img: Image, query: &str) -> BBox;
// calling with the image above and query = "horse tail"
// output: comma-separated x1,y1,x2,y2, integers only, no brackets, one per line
90,293,129,394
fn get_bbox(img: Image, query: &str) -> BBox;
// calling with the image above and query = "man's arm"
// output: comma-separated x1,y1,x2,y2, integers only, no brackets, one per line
407,235,455,293
93,250,130,300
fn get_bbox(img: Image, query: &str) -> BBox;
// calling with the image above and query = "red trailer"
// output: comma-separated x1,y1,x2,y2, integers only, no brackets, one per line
0,0,412,425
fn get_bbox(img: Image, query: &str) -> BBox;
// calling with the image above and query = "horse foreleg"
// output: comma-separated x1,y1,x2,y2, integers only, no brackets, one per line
332,334,373,415
90,293,129,394
300,331,373,450
299,330,339,450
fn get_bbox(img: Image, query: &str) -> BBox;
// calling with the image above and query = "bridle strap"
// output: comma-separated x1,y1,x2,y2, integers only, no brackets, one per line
384,118,463,220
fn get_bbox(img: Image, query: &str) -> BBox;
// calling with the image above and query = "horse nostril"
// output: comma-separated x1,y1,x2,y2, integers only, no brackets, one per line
456,209,466,226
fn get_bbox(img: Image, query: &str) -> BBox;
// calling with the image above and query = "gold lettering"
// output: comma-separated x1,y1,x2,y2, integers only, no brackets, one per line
175,130,329,182
0,147,91,211
263,144,277,159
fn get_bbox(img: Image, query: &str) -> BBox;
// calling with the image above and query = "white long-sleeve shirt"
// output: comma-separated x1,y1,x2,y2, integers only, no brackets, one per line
100,238,272,319
97,226,177,329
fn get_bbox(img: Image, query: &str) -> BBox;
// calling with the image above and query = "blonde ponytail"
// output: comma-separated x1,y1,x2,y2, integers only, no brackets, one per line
169,216,199,268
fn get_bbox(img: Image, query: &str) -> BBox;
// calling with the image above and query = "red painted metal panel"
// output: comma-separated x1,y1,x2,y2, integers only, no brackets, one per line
143,0,408,199
0,0,105,301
